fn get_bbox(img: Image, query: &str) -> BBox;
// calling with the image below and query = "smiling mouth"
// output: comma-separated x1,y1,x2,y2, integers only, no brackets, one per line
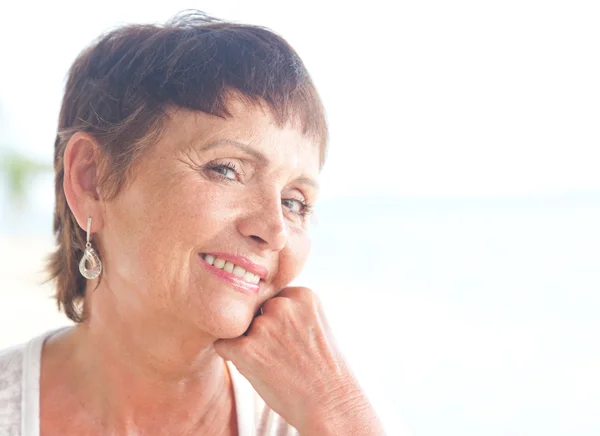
199,253,262,285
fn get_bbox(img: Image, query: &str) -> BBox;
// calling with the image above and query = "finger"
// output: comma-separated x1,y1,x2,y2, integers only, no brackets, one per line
277,286,314,301
213,335,248,362
278,287,332,331
278,287,322,310
260,296,292,315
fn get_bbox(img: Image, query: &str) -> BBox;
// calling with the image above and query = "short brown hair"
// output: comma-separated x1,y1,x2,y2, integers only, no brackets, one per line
48,11,328,322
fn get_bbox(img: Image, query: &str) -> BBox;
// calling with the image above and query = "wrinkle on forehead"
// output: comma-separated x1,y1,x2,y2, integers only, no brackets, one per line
162,100,325,168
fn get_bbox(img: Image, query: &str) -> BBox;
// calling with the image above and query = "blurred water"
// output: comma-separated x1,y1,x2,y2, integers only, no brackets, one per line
306,193,600,320
304,193,600,435
1,177,599,435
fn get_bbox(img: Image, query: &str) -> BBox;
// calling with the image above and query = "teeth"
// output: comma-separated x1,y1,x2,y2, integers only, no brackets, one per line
202,254,262,284
244,271,260,284
233,265,246,278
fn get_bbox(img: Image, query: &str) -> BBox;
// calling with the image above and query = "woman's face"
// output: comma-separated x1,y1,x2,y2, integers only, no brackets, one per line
96,101,321,338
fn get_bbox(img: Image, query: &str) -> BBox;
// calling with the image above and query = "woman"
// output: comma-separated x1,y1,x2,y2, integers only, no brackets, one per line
0,11,385,436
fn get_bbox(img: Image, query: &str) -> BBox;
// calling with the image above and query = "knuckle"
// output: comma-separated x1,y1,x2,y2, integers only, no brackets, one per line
236,336,252,354
263,296,291,313
250,316,270,335
297,287,319,305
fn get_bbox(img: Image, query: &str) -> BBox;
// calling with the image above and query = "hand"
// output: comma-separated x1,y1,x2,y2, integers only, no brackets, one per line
214,287,385,435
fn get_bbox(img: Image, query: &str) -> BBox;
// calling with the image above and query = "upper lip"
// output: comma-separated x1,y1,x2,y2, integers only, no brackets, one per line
201,252,269,280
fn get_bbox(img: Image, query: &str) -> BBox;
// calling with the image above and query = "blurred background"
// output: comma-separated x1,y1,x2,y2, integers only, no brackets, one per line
1,1,599,435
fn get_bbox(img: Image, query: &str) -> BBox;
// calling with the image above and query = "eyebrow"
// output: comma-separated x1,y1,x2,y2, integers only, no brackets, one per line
200,139,320,191
293,176,320,191
200,139,269,165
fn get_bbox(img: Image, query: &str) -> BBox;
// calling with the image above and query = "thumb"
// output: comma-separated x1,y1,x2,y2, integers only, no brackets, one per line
214,336,248,363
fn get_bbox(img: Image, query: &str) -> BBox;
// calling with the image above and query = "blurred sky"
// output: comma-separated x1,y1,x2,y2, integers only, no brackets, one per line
0,0,599,198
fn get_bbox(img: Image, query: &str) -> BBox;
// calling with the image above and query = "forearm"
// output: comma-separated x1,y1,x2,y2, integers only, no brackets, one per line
300,387,386,436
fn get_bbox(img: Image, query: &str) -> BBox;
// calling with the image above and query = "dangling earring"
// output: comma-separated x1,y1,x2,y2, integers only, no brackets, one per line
79,217,102,279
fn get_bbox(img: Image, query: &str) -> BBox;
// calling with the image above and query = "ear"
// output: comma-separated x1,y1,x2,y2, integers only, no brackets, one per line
63,132,105,233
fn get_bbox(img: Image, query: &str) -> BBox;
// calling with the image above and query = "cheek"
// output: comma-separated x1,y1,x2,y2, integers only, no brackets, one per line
102,181,192,279
274,226,312,288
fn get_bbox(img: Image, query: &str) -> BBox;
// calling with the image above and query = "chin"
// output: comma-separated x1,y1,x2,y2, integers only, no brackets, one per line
194,298,256,339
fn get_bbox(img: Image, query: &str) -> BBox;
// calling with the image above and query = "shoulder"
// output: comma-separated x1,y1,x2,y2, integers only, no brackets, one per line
0,343,25,435
0,329,56,436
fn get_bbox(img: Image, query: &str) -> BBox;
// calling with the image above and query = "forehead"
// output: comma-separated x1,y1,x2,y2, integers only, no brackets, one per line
161,102,322,171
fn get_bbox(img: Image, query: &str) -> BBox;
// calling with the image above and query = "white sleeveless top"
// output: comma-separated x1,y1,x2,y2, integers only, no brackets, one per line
0,330,297,435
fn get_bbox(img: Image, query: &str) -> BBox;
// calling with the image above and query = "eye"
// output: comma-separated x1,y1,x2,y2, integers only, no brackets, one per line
282,198,311,217
208,163,239,181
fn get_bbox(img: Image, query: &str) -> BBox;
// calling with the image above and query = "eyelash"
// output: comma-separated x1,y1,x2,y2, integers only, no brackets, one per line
207,162,240,181
284,197,314,218
206,162,313,218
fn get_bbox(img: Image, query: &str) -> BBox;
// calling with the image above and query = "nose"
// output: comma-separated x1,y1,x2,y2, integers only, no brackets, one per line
237,189,288,252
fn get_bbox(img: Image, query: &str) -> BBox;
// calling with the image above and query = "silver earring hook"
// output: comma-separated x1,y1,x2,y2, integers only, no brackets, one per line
86,217,92,248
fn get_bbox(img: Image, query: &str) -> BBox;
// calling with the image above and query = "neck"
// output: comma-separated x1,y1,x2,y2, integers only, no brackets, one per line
43,285,237,435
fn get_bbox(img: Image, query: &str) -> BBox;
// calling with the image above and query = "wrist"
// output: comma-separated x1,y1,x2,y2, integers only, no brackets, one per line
299,383,386,436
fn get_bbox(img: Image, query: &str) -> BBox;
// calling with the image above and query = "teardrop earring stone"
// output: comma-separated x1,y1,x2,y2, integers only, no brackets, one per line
79,246,102,279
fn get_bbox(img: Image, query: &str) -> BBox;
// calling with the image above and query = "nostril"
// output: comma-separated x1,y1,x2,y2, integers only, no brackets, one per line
250,235,266,244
